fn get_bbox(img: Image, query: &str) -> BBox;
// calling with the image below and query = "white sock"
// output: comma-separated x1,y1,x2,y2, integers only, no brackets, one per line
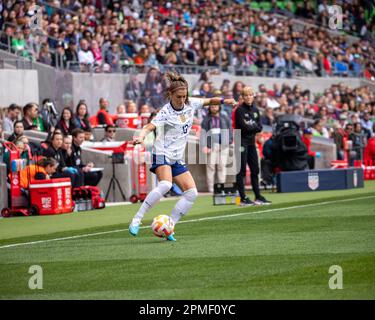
132,180,172,225
170,188,198,224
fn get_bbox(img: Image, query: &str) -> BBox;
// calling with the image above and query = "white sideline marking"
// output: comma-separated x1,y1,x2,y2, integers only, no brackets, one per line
0,195,374,250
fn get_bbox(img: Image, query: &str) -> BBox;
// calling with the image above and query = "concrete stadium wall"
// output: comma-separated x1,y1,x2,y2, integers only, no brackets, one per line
0,69,39,106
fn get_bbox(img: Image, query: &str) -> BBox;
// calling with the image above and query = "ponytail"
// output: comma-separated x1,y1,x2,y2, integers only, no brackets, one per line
165,72,189,103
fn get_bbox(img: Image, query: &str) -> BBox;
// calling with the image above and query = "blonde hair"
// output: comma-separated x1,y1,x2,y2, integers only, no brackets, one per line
165,72,189,103
241,86,255,97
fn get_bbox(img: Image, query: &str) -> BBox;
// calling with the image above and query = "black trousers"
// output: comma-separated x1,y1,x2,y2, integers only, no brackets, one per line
236,144,261,200
52,171,80,188
83,170,103,186
307,154,315,170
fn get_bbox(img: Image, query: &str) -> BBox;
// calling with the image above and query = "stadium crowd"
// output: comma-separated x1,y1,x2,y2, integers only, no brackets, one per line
1,73,374,169
0,0,374,78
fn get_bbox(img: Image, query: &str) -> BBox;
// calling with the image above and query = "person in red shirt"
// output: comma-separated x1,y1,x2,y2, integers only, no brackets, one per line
364,137,375,162
96,98,114,126
301,128,321,169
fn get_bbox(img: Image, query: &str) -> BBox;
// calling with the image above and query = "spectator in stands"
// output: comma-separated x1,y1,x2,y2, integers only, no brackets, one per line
11,28,28,57
232,81,245,101
104,42,121,72
360,111,373,138
101,125,116,142
260,107,275,126
116,104,126,114
51,41,67,69
344,123,358,166
71,128,103,186
2,104,21,133
349,122,367,161
333,55,348,77
61,135,75,168
312,119,329,138
143,67,163,109
7,120,24,142
38,43,52,66
22,103,46,132
332,122,346,160
96,98,114,126
274,50,286,78
125,74,144,104
65,39,79,71
200,104,232,193
56,107,77,136
90,40,103,69
78,38,95,71
126,100,138,114
42,132,80,187
73,101,92,133
139,104,150,115
23,25,38,58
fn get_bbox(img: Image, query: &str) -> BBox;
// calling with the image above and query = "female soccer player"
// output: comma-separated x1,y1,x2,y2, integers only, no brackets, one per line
129,73,236,241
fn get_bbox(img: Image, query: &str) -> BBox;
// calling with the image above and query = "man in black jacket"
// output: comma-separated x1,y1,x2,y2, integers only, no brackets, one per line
71,128,103,186
234,87,271,206
42,132,80,187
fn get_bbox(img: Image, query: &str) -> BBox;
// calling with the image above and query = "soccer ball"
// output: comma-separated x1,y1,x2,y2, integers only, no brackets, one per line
151,215,175,238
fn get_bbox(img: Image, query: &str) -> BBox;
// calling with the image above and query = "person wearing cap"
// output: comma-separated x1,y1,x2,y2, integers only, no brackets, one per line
52,41,67,68
302,128,321,169
65,39,79,71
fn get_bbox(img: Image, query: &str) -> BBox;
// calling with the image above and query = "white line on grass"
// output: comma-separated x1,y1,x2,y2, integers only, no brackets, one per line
0,195,374,250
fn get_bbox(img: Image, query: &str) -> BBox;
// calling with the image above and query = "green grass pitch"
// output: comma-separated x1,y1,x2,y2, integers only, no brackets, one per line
0,182,375,300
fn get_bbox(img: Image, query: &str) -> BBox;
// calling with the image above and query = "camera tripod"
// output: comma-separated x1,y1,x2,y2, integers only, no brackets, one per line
105,160,126,202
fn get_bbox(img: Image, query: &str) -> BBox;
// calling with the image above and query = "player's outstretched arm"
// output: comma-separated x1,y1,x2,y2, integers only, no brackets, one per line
202,97,237,107
133,123,156,144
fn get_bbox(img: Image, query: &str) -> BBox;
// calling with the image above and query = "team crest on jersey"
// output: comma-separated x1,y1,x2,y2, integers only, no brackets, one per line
308,172,319,190
179,114,187,123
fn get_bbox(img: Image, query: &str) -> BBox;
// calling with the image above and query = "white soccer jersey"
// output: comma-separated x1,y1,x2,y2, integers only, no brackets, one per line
150,98,204,161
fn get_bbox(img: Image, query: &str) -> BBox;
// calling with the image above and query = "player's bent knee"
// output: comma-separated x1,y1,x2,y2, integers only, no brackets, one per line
184,188,198,202
158,180,173,195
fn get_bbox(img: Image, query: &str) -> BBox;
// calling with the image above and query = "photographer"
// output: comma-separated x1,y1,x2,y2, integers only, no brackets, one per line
234,87,271,206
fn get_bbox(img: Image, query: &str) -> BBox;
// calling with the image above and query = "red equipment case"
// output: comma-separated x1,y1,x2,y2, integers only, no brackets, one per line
28,178,74,215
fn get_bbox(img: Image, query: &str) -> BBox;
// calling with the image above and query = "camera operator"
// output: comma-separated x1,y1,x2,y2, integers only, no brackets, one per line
234,87,271,206
72,128,103,186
